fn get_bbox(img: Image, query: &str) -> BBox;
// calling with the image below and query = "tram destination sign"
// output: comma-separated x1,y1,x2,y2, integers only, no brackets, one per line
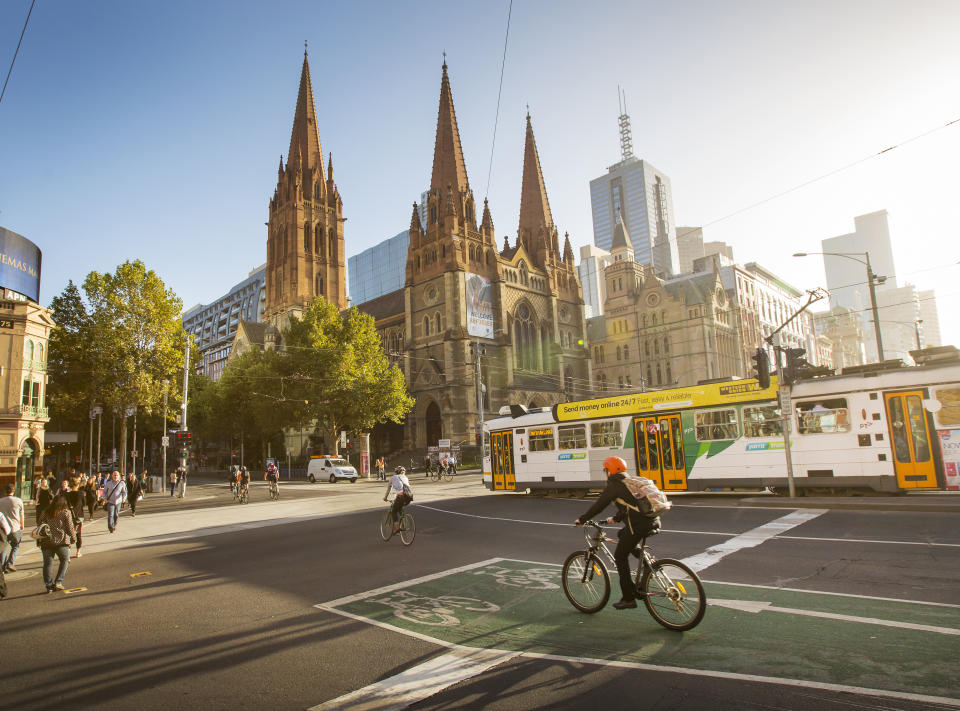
554,375,780,422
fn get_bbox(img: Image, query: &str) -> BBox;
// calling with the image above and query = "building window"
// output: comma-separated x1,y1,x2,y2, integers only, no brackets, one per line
616,346,621,361
423,316,430,337
656,364,662,385
623,345,629,360
590,420,623,448
434,312,441,335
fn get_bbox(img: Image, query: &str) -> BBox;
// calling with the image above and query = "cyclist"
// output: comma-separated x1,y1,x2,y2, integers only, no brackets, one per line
229,465,239,494
383,466,412,535
574,456,660,610
265,462,279,496
238,466,251,500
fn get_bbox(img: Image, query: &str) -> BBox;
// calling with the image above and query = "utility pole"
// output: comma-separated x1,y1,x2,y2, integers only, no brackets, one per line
864,251,885,362
475,339,486,467
162,381,168,480
96,409,102,477
181,340,190,431
132,407,137,479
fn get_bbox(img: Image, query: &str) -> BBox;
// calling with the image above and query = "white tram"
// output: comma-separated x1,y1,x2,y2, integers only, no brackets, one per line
482,356,960,495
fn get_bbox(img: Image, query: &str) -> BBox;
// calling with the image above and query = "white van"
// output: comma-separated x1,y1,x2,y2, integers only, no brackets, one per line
307,456,358,484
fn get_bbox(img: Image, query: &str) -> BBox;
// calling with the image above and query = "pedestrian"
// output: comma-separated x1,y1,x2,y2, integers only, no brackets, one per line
57,479,70,497
84,476,98,520
126,472,143,517
0,483,25,573
64,478,85,558
38,494,76,592
99,471,127,534
376,456,385,481
424,453,432,479
34,478,53,524
46,471,55,492
0,510,9,599
448,453,457,476
139,470,148,496
168,469,177,496
176,466,187,498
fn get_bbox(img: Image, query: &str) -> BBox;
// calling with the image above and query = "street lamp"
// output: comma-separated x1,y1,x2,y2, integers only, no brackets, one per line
793,251,885,362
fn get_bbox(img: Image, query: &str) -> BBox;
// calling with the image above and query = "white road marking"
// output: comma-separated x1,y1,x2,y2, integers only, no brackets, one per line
704,579,960,609
708,598,960,635
681,509,827,573
308,648,517,711
775,533,960,548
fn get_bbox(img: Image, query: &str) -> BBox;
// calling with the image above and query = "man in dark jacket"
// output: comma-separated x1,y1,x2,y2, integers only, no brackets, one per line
575,456,659,610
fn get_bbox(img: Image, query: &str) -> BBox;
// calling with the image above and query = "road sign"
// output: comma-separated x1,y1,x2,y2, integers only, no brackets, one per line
161,436,169,447
438,439,451,448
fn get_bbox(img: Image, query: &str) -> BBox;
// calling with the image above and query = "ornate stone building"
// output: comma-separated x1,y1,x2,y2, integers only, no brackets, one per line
363,62,591,449
590,216,738,390
264,49,346,328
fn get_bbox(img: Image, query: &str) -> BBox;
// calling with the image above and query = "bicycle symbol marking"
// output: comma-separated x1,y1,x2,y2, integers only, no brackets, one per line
473,565,560,590
369,590,501,627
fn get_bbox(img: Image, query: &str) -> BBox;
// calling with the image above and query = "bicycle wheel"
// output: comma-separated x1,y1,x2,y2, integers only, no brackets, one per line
240,489,248,504
561,552,610,613
442,468,452,482
399,513,416,545
379,510,394,541
640,558,706,631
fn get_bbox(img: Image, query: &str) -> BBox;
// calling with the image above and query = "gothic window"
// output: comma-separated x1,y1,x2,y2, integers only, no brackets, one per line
329,233,336,260
652,314,658,326
664,338,669,354
661,310,666,324
24,340,33,361
647,364,652,386
416,255,421,271
304,222,311,252
423,315,430,337
519,261,529,287
314,181,320,200
514,303,536,370
315,275,324,296
656,364,662,385
316,226,324,255
666,361,672,383
430,206,437,223
618,278,623,291
642,314,647,328
623,345,629,360
616,346,621,361
434,312,441,335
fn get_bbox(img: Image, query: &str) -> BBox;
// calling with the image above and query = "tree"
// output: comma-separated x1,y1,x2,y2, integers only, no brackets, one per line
281,298,413,455
47,280,96,432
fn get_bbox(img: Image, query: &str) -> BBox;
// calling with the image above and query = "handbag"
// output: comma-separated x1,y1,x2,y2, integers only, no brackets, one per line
30,522,52,546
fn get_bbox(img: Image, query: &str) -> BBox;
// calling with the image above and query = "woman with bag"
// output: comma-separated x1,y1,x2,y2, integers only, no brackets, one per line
64,478,85,558
126,472,143,517
84,477,98,520
33,478,53,524
38,495,76,592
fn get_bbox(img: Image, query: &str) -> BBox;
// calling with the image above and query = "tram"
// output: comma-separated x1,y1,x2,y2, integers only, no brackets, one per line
482,357,960,495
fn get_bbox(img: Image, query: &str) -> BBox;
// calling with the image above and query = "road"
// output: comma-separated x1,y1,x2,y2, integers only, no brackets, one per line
2,475,958,710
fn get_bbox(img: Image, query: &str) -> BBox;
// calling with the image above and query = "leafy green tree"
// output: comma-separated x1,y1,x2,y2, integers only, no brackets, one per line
281,298,413,455
47,281,96,432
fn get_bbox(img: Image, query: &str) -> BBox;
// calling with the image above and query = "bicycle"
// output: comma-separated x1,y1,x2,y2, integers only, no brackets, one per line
268,479,279,500
232,484,240,503
379,501,416,545
561,520,706,631
238,483,249,504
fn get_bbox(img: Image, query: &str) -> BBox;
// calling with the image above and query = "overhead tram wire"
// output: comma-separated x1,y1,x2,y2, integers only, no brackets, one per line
0,0,36,107
483,0,513,202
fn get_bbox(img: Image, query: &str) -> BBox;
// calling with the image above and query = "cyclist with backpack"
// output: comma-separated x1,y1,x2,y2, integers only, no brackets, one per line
238,466,251,500
574,456,668,610
383,466,413,536
265,462,279,497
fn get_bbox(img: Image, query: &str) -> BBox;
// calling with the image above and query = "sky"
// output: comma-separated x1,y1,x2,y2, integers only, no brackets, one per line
1,0,958,345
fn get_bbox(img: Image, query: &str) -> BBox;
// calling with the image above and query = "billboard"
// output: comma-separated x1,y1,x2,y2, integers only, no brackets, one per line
465,272,493,339
0,227,41,303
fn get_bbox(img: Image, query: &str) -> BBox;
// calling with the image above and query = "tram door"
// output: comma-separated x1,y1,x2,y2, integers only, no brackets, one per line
884,391,938,489
490,430,516,491
631,415,687,490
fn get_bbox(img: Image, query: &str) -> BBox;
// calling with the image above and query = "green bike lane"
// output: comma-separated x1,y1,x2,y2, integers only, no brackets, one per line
316,557,960,706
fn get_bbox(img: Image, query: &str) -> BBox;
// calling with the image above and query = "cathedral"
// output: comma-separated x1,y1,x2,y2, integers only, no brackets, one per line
363,61,591,450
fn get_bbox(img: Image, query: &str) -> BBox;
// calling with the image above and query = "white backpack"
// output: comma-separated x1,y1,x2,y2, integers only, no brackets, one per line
618,475,672,517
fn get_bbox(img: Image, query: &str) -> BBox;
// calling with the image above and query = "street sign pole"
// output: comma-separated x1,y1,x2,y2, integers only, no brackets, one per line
162,383,168,479
772,333,796,498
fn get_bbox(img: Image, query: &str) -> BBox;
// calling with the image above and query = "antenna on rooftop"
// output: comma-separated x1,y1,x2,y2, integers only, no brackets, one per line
617,85,634,161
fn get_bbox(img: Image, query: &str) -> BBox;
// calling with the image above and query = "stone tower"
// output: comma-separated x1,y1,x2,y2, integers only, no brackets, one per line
265,49,346,327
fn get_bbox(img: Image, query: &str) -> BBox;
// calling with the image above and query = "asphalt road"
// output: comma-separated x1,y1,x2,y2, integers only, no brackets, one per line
3,476,958,711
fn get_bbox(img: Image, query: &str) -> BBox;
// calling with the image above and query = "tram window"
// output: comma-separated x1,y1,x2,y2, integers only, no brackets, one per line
796,399,850,434
529,427,556,451
483,431,491,452
743,405,783,437
558,424,587,449
590,420,623,448
695,409,738,441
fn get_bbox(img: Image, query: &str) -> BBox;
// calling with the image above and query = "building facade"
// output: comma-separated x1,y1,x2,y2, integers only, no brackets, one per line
348,230,409,305
265,49,347,327
814,306,866,370
589,157,680,276
361,64,591,450
182,265,266,380
577,244,613,319
917,290,942,348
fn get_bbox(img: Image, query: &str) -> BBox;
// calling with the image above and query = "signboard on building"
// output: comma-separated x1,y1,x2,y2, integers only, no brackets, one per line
465,272,493,339
0,227,41,303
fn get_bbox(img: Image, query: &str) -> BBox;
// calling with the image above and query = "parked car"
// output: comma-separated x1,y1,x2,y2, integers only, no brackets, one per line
307,456,358,484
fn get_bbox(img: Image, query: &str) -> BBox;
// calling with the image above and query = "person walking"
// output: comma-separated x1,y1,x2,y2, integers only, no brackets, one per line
175,466,187,499
0,510,9,599
100,471,127,534
126,472,143,517
376,457,385,481
34,478,53,524
84,477,98,520
38,495,76,592
0,483,25,573
64,478,85,559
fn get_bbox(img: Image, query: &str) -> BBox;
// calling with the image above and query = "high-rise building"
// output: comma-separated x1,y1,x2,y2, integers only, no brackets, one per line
182,265,266,381
577,244,613,319
917,290,942,348
265,49,347,327
348,231,409,305
590,157,679,276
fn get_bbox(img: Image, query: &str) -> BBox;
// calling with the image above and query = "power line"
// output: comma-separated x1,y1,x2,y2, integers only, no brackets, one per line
0,0,36,108
483,0,513,202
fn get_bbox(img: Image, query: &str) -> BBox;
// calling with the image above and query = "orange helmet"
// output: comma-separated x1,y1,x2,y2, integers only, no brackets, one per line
603,456,627,476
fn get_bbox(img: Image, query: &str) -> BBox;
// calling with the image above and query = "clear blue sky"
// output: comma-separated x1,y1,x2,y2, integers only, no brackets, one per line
1,0,958,345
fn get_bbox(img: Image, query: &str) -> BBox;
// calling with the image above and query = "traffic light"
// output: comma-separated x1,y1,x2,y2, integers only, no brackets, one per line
783,348,808,384
751,348,770,390
475,433,481,446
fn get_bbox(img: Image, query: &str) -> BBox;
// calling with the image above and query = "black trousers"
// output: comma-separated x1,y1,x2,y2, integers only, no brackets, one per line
614,526,646,602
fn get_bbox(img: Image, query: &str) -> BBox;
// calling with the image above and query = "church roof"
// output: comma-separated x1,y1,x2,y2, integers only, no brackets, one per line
430,62,469,197
354,288,405,322
611,212,633,252
517,113,555,237
287,49,325,175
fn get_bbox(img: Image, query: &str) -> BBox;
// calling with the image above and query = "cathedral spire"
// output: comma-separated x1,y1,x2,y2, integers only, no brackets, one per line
430,62,469,199
517,112,555,239
287,50,325,176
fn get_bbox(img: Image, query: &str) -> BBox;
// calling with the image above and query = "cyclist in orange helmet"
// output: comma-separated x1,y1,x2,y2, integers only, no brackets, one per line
575,455,661,609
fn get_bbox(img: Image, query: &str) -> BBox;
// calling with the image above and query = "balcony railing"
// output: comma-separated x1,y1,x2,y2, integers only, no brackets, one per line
22,359,46,372
16,404,49,419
